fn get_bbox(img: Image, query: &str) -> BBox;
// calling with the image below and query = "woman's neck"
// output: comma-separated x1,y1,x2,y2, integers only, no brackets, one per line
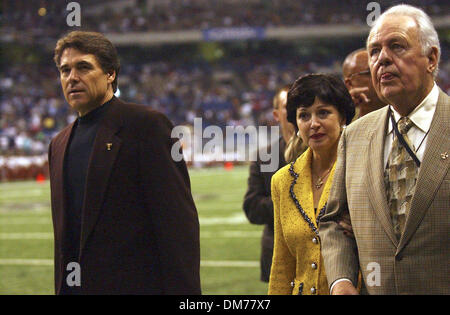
311,147,337,175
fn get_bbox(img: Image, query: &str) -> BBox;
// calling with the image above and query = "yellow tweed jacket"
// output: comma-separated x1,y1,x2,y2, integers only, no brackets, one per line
268,148,336,295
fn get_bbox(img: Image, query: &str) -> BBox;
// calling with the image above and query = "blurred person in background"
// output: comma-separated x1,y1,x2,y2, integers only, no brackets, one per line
268,74,355,295
343,48,386,118
48,31,200,295
341,48,388,261
243,84,297,283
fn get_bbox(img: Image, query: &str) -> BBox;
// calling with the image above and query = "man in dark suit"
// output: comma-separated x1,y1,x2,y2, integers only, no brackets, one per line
48,31,201,294
242,85,296,282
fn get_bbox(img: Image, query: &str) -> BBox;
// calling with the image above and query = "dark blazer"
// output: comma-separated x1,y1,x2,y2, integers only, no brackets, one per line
48,97,201,294
242,138,286,282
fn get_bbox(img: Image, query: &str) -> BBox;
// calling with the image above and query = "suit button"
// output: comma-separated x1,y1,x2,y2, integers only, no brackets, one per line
312,237,319,244
311,263,317,270
311,287,316,294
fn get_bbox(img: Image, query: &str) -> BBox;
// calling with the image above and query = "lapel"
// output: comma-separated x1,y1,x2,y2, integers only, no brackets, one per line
365,107,399,247
292,148,336,229
51,122,76,250
79,98,124,255
293,149,315,224
397,89,450,253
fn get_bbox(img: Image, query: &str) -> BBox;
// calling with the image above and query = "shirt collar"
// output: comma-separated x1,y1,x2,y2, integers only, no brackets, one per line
77,96,114,125
388,83,438,134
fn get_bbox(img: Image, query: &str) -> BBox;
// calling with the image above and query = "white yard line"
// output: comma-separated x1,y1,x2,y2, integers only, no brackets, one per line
0,259,258,268
0,233,53,239
0,189,47,199
201,231,261,238
0,259,53,266
0,230,260,240
0,218,52,225
199,213,248,225
0,214,249,226
200,261,259,267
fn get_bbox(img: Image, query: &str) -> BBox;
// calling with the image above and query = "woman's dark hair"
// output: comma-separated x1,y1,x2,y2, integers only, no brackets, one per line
286,73,355,130
54,31,120,92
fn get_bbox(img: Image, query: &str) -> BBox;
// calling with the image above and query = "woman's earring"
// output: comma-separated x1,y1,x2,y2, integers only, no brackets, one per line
297,131,300,137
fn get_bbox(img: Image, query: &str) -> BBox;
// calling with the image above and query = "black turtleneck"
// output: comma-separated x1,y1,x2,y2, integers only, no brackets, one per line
62,97,113,294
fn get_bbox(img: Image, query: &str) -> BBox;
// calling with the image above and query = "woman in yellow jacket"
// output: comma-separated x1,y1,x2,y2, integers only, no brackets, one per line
269,74,355,295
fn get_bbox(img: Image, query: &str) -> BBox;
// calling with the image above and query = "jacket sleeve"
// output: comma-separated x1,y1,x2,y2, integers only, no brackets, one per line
242,160,274,225
319,129,360,290
268,173,296,294
139,111,201,295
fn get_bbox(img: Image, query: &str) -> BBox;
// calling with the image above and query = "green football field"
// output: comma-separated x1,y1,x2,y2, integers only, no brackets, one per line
0,165,269,295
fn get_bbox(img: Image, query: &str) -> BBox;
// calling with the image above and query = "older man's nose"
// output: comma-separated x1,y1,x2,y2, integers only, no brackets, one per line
378,47,393,67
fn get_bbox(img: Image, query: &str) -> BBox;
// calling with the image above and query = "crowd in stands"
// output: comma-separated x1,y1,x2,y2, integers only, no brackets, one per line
1,50,449,157
1,0,449,181
87,0,448,33
2,0,448,41
0,52,336,156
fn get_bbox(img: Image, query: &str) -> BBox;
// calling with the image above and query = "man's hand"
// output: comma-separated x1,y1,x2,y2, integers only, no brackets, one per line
331,281,359,295
349,87,371,106
338,215,354,238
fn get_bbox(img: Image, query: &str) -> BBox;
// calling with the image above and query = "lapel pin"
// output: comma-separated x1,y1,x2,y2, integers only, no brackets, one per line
441,152,448,160
106,143,113,151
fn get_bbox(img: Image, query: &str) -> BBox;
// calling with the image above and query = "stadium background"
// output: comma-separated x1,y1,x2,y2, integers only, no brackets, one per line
0,0,448,294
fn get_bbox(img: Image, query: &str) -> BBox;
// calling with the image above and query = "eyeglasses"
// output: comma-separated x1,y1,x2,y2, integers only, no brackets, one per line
347,69,371,81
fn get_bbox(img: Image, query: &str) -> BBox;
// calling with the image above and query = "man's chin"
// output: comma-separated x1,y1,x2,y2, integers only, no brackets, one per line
67,101,87,114
380,86,404,104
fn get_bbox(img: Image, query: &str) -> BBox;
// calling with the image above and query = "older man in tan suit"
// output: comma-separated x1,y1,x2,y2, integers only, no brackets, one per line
320,4,449,295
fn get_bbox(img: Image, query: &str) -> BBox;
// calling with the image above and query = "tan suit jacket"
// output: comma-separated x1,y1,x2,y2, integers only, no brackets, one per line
319,88,449,294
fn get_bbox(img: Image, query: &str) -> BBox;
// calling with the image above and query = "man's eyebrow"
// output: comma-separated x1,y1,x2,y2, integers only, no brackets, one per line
369,34,407,47
367,38,380,49
387,36,408,45
75,60,94,68
59,60,93,70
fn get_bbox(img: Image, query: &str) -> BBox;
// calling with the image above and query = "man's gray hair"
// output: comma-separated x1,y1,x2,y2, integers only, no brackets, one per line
367,4,440,77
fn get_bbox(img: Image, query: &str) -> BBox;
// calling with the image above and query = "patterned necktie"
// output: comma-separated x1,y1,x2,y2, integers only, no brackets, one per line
384,117,418,240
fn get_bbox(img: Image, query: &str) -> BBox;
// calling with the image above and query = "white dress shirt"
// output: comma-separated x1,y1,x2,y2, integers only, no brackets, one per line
383,82,439,167
330,83,439,294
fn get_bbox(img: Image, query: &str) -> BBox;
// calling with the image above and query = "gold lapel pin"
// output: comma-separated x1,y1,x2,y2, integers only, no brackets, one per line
441,152,448,160
106,143,113,151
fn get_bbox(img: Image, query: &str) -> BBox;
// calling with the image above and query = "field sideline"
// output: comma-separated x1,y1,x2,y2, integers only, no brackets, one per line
0,165,268,295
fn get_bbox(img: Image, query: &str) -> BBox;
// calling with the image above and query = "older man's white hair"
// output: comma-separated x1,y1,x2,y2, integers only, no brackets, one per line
367,4,440,77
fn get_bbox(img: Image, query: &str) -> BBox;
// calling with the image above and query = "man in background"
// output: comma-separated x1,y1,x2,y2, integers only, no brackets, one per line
343,48,386,118
243,84,296,283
